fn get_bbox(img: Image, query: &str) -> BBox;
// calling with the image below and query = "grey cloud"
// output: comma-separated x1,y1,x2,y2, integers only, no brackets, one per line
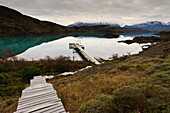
0,0,170,25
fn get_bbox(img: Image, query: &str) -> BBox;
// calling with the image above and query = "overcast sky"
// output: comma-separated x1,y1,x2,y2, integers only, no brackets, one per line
1,0,170,26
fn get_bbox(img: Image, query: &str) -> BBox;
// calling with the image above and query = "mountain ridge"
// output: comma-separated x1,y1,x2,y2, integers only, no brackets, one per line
124,21,170,31
0,5,69,37
68,21,170,31
68,22,120,27
0,5,151,37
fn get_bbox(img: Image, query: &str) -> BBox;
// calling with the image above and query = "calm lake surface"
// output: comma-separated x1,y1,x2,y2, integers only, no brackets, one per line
16,35,149,60
0,35,155,60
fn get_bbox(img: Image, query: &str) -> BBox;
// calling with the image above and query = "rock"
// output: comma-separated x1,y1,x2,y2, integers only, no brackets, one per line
104,33,119,38
118,36,161,44
118,40,135,44
133,36,161,43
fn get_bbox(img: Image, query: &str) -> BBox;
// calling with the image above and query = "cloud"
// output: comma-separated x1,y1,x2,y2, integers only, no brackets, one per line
0,0,170,25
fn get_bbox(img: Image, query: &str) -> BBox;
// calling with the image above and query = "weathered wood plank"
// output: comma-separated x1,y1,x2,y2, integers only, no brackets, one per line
14,76,67,113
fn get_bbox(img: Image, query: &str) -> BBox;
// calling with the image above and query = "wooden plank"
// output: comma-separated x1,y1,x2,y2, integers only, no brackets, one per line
14,76,67,113
72,43,100,64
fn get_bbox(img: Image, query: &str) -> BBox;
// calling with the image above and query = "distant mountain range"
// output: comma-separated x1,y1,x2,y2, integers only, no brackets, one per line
68,21,170,31
124,21,170,31
68,22,120,27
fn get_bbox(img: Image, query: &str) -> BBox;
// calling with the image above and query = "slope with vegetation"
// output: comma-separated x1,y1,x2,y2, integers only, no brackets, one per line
0,6,69,37
50,40,170,113
0,39,169,113
0,56,91,113
1,5,170,113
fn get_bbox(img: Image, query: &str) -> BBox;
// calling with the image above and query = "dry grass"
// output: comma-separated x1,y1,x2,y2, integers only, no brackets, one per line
51,55,164,113
55,74,146,112
0,98,18,113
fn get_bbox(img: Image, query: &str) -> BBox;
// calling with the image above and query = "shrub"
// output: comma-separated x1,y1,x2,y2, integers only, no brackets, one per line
117,64,130,71
111,54,119,60
108,69,117,74
22,66,41,83
136,64,150,71
78,100,110,113
145,63,170,74
0,73,11,85
0,85,24,97
55,64,68,73
157,63,170,72
95,94,114,104
113,84,147,112
78,94,116,113
0,64,11,73
147,71,170,88
112,83,170,113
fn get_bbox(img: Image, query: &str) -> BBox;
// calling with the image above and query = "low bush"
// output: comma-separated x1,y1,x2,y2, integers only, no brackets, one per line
79,83,170,113
22,66,41,83
0,85,24,98
55,64,68,73
113,84,170,112
147,71,170,88
0,64,11,73
78,99,113,113
117,64,130,71
0,73,12,85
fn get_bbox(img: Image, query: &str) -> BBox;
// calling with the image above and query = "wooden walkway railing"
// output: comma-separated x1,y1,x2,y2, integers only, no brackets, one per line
69,43,100,65
14,76,67,113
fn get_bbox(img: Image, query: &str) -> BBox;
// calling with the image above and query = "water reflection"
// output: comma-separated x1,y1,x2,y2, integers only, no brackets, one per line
17,35,143,60
0,35,66,58
0,35,153,60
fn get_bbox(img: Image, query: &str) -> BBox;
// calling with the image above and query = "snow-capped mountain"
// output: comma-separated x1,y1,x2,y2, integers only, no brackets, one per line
68,21,170,31
68,22,120,27
167,22,170,25
124,21,170,31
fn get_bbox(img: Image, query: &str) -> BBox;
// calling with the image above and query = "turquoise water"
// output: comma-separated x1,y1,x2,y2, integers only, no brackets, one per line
0,35,150,60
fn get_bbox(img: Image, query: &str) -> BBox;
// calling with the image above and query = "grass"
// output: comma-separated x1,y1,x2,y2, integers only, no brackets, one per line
0,98,19,113
0,40,169,113
0,56,91,113
50,54,168,113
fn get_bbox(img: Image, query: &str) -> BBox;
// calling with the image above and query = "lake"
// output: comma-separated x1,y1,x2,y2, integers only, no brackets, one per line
0,35,153,60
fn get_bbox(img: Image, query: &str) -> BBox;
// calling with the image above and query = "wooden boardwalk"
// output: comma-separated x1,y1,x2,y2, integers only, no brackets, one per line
69,43,100,65
14,76,67,113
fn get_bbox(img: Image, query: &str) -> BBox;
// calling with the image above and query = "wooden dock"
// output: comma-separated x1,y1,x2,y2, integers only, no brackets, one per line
14,76,67,113
69,43,100,65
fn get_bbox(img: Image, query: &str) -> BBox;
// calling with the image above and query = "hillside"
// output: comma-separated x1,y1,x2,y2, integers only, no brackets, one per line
0,34,169,113
0,6,69,37
50,40,170,113
0,6,150,37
